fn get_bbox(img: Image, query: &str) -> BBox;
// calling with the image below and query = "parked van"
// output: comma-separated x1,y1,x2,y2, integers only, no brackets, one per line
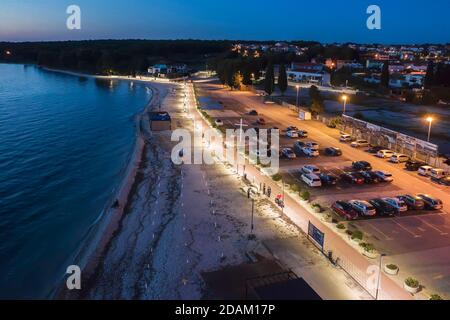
418,165,434,176
301,173,322,187
430,168,449,180
339,134,352,142
390,154,410,163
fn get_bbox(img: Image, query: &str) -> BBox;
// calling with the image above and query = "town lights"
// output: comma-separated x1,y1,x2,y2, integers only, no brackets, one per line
426,116,433,142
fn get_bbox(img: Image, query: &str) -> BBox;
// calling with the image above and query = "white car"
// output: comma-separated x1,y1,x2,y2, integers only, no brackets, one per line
301,165,321,175
281,148,296,159
390,153,409,163
214,119,224,126
351,139,369,148
430,168,449,179
373,171,393,182
418,165,434,176
382,197,408,213
286,130,299,138
303,147,319,157
302,173,322,187
349,200,376,216
340,134,352,142
305,142,319,151
377,149,395,158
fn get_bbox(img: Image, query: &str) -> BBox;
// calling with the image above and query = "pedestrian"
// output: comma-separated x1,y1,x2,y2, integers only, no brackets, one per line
267,186,271,198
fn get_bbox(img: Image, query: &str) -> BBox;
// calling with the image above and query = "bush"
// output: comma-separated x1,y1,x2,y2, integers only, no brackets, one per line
272,173,282,181
405,277,419,288
386,264,398,270
429,294,443,300
311,203,322,211
359,242,375,252
351,230,363,241
290,183,300,192
300,190,310,201
337,223,346,229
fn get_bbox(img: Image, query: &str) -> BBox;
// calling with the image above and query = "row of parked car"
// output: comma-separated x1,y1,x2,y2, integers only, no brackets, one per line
299,162,393,187
332,193,443,220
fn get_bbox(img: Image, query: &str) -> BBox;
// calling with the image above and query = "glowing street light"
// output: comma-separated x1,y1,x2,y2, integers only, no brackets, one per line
342,95,348,115
426,116,433,142
295,85,300,113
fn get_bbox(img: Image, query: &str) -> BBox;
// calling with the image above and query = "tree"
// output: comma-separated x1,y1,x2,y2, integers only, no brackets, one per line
264,62,275,96
381,60,390,87
231,71,242,90
242,65,252,86
424,61,435,88
309,85,324,115
278,63,288,95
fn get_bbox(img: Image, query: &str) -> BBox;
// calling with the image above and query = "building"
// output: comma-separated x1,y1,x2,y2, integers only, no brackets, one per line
148,64,187,77
149,111,171,131
287,62,330,85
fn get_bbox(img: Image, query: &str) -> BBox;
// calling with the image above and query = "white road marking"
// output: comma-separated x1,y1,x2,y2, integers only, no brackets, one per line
365,222,393,241
391,218,421,238
414,216,448,235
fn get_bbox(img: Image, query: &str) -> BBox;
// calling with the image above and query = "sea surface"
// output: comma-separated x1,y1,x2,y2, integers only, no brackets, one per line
0,64,151,298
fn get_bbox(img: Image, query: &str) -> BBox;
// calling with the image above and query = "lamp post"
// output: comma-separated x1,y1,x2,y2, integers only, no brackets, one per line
296,85,300,113
376,253,386,300
426,117,433,142
342,95,348,115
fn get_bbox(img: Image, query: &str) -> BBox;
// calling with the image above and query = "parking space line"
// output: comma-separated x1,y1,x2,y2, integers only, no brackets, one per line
414,216,448,235
391,218,422,238
365,222,394,241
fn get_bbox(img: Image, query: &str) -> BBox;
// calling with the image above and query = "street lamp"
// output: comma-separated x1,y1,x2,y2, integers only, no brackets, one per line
376,253,386,300
342,95,348,115
426,116,433,142
295,85,300,113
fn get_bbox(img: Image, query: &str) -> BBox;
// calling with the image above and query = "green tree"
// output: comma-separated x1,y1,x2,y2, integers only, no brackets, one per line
264,62,275,96
424,61,435,88
381,60,390,88
309,85,324,115
242,65,252,86
278,63,288,95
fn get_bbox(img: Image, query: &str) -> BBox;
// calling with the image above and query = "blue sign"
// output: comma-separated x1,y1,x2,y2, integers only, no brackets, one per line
308,221,324,250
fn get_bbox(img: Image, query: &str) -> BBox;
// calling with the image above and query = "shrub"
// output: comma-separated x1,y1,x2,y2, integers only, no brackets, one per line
346,230,353,236
337,223,346,229
311,203,322,212
386,264,398,270
290,183,300,192
359,242,375,252
404,277,419,288
429,294,443,300
300,190,310,201
272,173,282,181
351,230,363,241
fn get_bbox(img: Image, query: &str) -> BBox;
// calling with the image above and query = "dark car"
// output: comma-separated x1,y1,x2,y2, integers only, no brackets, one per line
319,173,338,186
405,160,426,171
396,194,425,210
360,171,380,183
331,201,359,220
366,146,384,154
325,147,342,156
369,199,396,216
352,161,372,171
431,176,450,186
416,194,443,210
247,109,258,116
340,172,365,185
297,130,308,138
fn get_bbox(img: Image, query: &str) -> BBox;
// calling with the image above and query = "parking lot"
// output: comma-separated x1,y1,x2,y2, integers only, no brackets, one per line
196,81,450,295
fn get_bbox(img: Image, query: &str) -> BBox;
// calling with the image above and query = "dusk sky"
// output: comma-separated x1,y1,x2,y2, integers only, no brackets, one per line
1,0,449,43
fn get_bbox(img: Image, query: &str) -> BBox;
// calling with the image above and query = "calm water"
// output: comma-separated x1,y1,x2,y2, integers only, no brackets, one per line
0,64,151,298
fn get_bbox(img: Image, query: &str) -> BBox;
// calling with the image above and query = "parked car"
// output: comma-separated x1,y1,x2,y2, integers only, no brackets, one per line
293,141,306,154
303,147,319,157
416,194,443,210
382,197,408,213
430,168,449,180
281,148,296,159
319,173,338,186
377,149,395,158
297,130,308,138
301,165,321,175
349,200,377,216
431,176,450,186
214,119,224,126
405,159,427,171
256,118,266,125
351,139,369,148
360,171,379,183
373,170,394,182
390,153,410,163
302,173,322,187
339,134,352,142
331,201,358,220
286,130,299,138
286,126,298,131
352,161,372,171
324,147,342,156
366,146,384,154
396,195,425,210
247,109,258,116
305,142,319,151
369,199,396,216
340,172,365,185
418,165,434,176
